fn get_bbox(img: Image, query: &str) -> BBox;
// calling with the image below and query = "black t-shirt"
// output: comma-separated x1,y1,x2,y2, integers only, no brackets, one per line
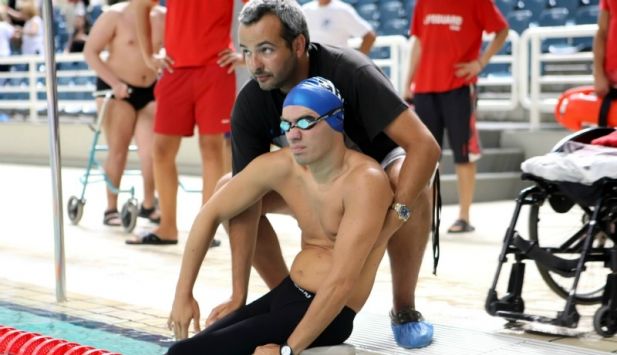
231,43,408,174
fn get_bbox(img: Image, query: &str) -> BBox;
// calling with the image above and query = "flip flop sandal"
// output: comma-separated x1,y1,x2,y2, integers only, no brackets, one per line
126,232,177,245
138,205,161,224
103,209,122,226
447,219,475,233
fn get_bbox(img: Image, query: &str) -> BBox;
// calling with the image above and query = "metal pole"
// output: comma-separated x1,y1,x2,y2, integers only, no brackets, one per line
42,0,67,302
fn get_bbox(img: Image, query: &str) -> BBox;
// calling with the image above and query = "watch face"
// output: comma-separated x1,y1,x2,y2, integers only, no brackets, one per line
400,206,410,219
281,345,292,355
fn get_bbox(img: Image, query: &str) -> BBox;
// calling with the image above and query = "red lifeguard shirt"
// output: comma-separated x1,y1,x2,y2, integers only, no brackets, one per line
164,0,234,68
410,0,507,93
600,0,617,84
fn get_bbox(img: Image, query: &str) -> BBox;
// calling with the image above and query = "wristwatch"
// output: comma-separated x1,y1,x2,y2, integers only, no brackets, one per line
391,202,411,222
280,343,293,355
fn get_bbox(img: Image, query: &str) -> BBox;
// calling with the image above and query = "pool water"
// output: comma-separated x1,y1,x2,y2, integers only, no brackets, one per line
0,301,171,355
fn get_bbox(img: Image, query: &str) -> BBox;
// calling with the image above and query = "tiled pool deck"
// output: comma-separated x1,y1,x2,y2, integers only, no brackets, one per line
1,163,617,354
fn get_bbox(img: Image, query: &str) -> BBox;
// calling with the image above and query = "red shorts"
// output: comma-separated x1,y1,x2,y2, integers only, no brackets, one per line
154,64,235,136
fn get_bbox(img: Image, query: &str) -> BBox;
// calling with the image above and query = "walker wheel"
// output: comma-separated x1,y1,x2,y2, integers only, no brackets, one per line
67,196,84,225
593,305,617,337
121,200,138,233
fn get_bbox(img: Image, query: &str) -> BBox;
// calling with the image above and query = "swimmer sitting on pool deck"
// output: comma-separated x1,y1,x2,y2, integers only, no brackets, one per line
166,77,393,355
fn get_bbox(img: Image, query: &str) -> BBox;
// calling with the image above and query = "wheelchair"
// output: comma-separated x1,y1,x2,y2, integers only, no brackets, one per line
485,126,617,337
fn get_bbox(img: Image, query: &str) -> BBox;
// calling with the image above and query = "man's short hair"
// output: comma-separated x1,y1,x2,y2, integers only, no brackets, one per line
239,0,310,52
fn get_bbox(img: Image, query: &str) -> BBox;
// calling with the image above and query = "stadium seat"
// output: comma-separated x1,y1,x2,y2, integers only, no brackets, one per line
516,0,548,23
379,0,405,20
506,9,533,34
572,5,599,51
356,3,380,21
480,63,511,78
356,0,378,4
378,18,409,36
538,7,570,26
548,0,580,11
87,4,103,25
495,0,517,15
538,7,571,52
574,4,599,24
369,46,390,60
580,0,598,5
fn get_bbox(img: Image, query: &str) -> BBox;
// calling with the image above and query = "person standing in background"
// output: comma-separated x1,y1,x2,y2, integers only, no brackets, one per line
18,0,43,55
130,0,243,245
302,0,376,55
594,0,617,98
404,0,508,234
83,0,165,228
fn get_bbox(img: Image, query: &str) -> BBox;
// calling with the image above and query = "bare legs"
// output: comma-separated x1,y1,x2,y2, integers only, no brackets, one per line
151,134,181,240
455,162,476,223
134,101,157,210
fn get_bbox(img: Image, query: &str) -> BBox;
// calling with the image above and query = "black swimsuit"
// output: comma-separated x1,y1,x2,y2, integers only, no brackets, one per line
166,277,356,355
95,78,156,111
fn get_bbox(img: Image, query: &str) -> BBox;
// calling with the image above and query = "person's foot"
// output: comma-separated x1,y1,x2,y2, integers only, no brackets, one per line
447,218,475,233
103,208,121,226
138,204,161,224
390,307,433,349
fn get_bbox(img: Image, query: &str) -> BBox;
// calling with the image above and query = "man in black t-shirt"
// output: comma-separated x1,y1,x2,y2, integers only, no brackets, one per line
211,0,440,349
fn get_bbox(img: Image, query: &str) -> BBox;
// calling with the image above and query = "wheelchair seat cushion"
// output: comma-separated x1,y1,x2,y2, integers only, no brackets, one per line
521,141,617,185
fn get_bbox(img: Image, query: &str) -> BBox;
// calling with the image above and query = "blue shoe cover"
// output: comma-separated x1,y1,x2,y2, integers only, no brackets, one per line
391,315,433,348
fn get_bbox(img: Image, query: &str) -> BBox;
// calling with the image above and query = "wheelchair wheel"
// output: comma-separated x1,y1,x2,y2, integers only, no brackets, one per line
593,305,617,337
529,198,611,305
67,196,84,225
121,199,138,233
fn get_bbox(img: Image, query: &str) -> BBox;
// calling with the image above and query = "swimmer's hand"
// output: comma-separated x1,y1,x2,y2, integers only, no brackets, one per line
253,343,280,355
206,298,244,326
146,52,175,74
168,295,201,340
217,48,244,74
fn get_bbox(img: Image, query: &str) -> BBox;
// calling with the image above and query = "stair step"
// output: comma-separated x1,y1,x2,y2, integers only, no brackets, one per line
439,172,531,205
439,147,525,174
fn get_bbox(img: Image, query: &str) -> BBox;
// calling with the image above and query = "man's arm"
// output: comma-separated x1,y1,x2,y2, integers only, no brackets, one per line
358,30,376,55
593,9,610,97
134,0,173,72
82,11,130,99
284,167,393,354
454,27,509,81
382,109,440,237
403,36,421,101
169,153,287,339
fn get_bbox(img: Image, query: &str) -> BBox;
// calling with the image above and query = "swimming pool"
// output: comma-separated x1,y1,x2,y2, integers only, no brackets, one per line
0,301,171,355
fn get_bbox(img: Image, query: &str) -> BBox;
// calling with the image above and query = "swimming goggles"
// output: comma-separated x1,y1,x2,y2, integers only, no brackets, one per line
280,107,342,133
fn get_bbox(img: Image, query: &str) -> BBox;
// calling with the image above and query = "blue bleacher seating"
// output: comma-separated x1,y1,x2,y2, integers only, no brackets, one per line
369,46,391,60
379,0,405,20
378,18,409,36
538,7,570,26
356,0,378,5
356,3,380,21
506,9,533,34
86,4,103,25
495,0,517,15
572,5,598,50
538,7,571,52
480,63,511,78
580,0,598,5
403,0,414,20
548,0,580,11
516,0,548,22
574,4,599,24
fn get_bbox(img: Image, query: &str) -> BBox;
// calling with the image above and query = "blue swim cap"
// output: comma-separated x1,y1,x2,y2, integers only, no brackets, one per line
283,76,344,132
